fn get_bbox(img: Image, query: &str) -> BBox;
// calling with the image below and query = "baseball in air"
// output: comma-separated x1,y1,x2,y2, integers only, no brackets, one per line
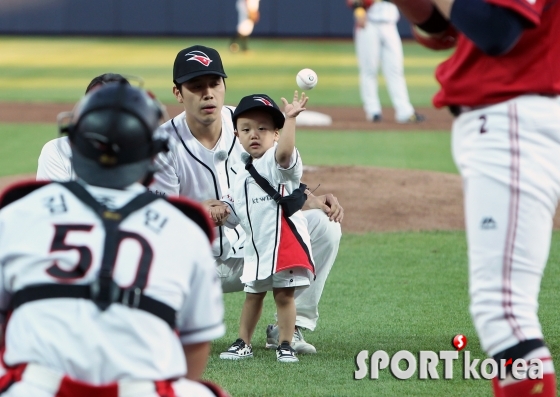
296,68,318,90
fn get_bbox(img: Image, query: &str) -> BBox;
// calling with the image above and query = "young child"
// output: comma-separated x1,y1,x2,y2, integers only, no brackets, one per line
219,92,314,363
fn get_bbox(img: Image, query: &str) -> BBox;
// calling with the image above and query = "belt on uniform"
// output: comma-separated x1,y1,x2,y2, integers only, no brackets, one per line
448,105,487,117
449,94,559,117
5,363,171,397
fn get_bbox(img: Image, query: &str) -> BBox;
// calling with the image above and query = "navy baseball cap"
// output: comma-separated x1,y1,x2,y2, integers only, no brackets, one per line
173,45,227,85
233,94,285,130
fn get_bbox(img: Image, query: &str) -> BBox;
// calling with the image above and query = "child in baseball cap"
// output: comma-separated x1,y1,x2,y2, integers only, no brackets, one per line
219,91,315,363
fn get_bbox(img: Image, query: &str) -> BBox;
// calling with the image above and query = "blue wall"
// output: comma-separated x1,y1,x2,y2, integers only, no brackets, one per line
0,0,412,37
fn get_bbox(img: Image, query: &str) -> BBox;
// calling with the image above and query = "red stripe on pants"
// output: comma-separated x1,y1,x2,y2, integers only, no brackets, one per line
0,363,26,394
155,380,177,397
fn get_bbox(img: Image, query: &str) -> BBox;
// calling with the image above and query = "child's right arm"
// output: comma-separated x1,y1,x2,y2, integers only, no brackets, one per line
275,91,308,169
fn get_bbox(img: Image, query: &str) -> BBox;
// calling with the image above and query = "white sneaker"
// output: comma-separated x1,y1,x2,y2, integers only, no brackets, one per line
276,342,299,363
220,338,253,360
265,324,317,354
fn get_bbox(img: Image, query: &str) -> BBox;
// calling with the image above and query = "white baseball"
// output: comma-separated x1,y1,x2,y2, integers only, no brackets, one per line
296,68,318,90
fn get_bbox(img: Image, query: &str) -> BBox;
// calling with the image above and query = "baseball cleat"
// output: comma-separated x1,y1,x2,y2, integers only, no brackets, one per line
220,338,253,360
371,114,382,122
265,324,317,354
397,112,426,124
276,342,299,363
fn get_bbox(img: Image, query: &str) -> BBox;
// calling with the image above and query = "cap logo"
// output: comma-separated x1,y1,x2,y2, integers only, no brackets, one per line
185,51,213,67
254,96,272,106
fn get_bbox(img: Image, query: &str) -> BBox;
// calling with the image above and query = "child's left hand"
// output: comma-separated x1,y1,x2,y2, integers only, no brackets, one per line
282,91,308,119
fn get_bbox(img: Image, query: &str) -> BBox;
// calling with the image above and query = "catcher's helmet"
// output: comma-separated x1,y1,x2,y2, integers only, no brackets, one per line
67,81,168,189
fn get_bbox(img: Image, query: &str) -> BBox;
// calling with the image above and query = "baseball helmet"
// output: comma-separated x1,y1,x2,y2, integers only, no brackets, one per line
85,73,130,94
66,81,168,189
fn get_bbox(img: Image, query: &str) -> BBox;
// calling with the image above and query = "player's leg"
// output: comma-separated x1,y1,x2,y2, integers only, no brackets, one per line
266,210,341,353
230,0,250,52
274,287,296,345
453,96,560,396
273,286,299,363
294,209,341,331
216,257,244,293
355,22,383,121
378,23,415,122
238,291,266,346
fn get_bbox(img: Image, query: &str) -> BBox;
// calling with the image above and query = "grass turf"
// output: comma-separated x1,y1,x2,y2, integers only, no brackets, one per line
0,37,452,107
205,231,560,396
0,124,455,177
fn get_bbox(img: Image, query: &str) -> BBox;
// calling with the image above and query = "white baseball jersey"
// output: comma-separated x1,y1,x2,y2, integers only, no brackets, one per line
221,146,314,284
0,182,224,384
36,136,75,181
152,107,247,261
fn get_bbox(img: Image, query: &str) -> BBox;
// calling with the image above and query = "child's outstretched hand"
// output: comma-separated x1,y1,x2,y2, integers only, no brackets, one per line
282,90,308,119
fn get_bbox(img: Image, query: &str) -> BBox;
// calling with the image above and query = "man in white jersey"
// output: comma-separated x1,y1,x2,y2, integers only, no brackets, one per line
347,0,424,123
152,45,343,354
0,83,229,397
36,73,131,181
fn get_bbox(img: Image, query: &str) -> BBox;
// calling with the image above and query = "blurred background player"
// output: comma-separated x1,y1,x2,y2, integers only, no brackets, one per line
153,44,343,354
347,0,425,123
219,92,311,363
0,83,228,396
230,0,261,53
392,1,560,396
36,73,130,181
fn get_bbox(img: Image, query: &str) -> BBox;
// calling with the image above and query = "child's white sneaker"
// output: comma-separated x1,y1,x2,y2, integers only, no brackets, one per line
276,341,299,363
220,338,253,360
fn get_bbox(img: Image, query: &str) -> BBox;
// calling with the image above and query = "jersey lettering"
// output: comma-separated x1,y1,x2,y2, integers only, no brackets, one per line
46,224,155,289
479,115,488,134
117,231,153,289
47,224,94,279
43,194,68,214
144,209,168,234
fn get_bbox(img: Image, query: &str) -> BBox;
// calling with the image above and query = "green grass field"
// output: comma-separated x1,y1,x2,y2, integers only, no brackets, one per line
1,37,558,397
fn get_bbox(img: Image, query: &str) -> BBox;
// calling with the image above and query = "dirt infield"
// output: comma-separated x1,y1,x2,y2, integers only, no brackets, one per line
0,102,454,131
3,102,560,233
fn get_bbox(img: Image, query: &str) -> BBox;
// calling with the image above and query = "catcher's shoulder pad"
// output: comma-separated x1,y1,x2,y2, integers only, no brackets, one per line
0,180,50,209
166,195,215,242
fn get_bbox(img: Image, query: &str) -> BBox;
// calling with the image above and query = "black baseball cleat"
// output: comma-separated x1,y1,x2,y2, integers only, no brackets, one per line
372,114,382,122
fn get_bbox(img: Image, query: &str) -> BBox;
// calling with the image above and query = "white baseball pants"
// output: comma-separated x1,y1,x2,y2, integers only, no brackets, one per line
354,21,414,122
452,95,560,356
217,209,341,331
0,363,217,397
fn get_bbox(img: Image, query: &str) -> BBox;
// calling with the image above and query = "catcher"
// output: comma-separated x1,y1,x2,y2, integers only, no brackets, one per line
0,82,229,396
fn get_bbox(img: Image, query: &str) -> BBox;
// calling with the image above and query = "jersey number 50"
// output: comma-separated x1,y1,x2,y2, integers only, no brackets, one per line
46,224,153,289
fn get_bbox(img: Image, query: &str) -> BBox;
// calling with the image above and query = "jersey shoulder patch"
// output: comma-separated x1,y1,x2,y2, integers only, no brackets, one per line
166,196,215,242
0,180,50,209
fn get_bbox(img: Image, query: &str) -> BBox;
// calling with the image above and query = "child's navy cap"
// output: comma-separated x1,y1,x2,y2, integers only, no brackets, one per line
233,94,285,130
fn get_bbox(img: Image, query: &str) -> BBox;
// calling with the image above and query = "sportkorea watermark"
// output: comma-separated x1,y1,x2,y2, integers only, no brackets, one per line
354,335,544,380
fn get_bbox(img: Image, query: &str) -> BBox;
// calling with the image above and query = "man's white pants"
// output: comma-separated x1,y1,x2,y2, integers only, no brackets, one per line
217,209,341,331
354,21,414,121
452,95,560,356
